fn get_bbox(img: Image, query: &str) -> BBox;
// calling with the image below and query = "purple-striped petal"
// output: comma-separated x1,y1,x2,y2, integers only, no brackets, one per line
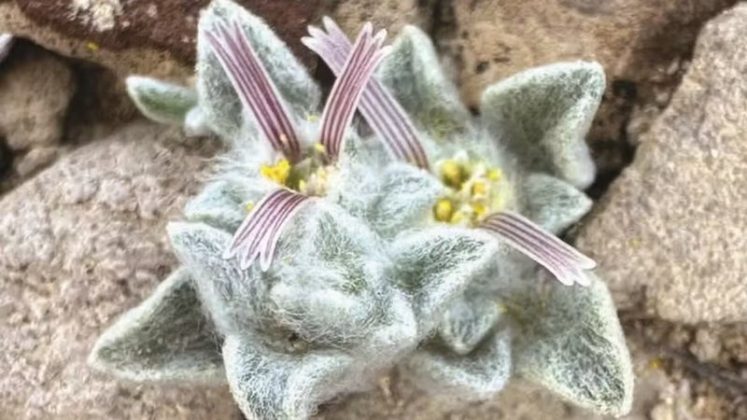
302,18,430,169
480,211,595,286
317,23,390,160
224,188,312,271
206,22,301,161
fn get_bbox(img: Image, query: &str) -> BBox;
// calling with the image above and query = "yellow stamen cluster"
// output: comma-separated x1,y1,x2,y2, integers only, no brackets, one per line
260,159,291,185
432,156,508,226
258,143,335,197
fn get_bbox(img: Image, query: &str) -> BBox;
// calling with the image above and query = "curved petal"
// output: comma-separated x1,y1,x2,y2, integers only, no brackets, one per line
378,25,473,142
405,329,511,400
196,0,320,142
223,334,355,420
88,268,224,384
512,272,634,416
480,61,604,189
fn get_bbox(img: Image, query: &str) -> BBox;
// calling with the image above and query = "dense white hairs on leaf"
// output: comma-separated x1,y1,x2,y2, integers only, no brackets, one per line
438,292,503,356
184,179,253,233
405,328,512,400
480,61,604,189
378,25,473,142
184,106,212,137
223,334,357,420
89,268,224,384
168,221,274,336
512,273,634,416
267,201,396,347
125,76,198,125
520,172,593,234
333,136,443,238
391,227,498,333
196,0,320,143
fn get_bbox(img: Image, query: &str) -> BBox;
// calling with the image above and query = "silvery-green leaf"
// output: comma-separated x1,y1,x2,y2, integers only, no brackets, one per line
480,61,604,189
405,329,511,400
520,173,593,234
268,202,391,346
438,293,503,355
378,25,472,141
392,227,498,332
168,221,267,336
126,76,197,125
196,0,320,141
223,334,355,420
512,272,633,416
184,180,250,232
335,160,442,239
184,106,212,137
88,268,224,384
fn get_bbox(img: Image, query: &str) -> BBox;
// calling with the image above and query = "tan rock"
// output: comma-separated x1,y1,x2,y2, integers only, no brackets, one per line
332,0,429,37
577,4,747,323
451,0,733,109
0,44,75,151
0,122,235,419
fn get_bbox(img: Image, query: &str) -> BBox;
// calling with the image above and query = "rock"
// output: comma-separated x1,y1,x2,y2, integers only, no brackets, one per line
451,0,734,109
332,0,430,37
0,121,236,419
576,4,747,323
0,43,75,151
449,0,735,174
13,146,59,177
0,0,324,83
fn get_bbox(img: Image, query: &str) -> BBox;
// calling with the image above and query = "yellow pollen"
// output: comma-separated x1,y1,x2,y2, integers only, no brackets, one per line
487,168,502,181
434,199,455,222
440,160,464,188
298,179,308,194
313,142,326,154
245,201,255,213
260,159,291,185
86,41,100,52
471,201,488,219
306,114,320,122
471,180,488,197
450,210,465,224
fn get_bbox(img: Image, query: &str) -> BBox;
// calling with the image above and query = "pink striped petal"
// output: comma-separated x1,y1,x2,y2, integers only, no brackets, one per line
317,23,390,160
224,189,312,271
206,22,301,161
480,211,595,286
302,18,429,169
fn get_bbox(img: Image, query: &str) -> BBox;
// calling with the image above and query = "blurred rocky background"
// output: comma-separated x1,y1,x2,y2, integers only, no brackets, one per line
0,0,745,419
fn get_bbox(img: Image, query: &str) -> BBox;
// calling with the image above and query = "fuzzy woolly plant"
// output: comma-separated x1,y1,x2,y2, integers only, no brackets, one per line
90,0,633,418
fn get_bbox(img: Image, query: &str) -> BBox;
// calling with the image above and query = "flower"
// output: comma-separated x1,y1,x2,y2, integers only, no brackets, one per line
305,18,595,286
90,2,499,419
90,0,633,418
306,18,633,415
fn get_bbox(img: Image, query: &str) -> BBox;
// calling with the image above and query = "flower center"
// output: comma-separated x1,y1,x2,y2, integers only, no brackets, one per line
432,155,509,227
259,143,336,197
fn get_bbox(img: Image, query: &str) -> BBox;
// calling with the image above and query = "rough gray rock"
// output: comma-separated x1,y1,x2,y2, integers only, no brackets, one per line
577,3,747,323
0,122,235,419
0,44,75,151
